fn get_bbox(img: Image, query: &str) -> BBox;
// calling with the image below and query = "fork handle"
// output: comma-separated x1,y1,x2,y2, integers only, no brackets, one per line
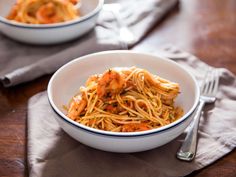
176,100,205,161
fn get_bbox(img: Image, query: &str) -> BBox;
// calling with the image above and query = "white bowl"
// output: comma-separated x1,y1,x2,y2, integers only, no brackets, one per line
0,0,104,45
48,50,200,153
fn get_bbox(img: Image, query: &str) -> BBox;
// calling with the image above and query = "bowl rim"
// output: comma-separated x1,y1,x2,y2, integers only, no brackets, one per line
0,0,104,29
47,50,200,137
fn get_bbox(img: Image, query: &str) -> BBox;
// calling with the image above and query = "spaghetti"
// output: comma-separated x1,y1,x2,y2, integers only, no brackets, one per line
67,67,183,132
7,0,79,24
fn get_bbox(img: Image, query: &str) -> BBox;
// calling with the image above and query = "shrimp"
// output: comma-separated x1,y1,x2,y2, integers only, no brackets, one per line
36,2,63,24
67,95,87,120
121,123,150,132
97,69,125,99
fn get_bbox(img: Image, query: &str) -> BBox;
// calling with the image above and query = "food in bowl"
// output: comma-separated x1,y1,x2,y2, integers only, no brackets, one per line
47,51,200,152
67,66,183,132
0,0,103,44
7,0,80,24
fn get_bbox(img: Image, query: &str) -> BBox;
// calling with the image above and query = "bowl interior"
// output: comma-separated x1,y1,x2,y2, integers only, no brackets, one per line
0,1,15,17
48,51,199,134
0,0,100,23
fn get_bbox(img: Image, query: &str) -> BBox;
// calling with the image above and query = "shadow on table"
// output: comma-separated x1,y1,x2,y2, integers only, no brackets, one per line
36,129,194,177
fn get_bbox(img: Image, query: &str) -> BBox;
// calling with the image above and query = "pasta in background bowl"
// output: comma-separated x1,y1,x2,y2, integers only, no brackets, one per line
47,50,200,153
0,0,104,44
7,0,80,24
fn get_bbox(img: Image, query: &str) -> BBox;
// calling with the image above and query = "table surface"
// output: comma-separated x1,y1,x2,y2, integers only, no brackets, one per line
0,0,236,176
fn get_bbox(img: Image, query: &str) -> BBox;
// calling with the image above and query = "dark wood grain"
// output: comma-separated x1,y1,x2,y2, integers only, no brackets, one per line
0,0,235,176
0,76,50,177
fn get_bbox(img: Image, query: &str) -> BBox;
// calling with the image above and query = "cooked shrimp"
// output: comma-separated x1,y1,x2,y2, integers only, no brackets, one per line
121,123,150,132
67,95,87,120
36,2,63,24
97,69,125,98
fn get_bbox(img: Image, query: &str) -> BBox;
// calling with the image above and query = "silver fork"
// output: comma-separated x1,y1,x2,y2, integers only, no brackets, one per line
176,67,220,161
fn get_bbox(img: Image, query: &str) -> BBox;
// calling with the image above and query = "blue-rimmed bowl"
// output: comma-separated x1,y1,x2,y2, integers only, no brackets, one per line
0,0,104,44
48,50,200,153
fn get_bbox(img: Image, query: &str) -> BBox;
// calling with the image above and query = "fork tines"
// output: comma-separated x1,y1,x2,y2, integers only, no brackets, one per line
201,67,220,96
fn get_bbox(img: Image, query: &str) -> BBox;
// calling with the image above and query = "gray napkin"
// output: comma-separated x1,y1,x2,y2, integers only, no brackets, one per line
27,46,236,177
0,0,178,87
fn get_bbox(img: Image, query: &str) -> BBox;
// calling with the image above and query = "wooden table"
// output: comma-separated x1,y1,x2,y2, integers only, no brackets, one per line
0,0,235,176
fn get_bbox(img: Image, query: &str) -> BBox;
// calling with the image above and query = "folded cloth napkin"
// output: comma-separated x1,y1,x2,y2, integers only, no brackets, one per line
0,0,178,87
27,46,236,177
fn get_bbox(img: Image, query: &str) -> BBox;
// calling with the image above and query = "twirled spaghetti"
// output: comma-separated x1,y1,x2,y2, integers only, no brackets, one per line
67,67,183,132
7,0,79,24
